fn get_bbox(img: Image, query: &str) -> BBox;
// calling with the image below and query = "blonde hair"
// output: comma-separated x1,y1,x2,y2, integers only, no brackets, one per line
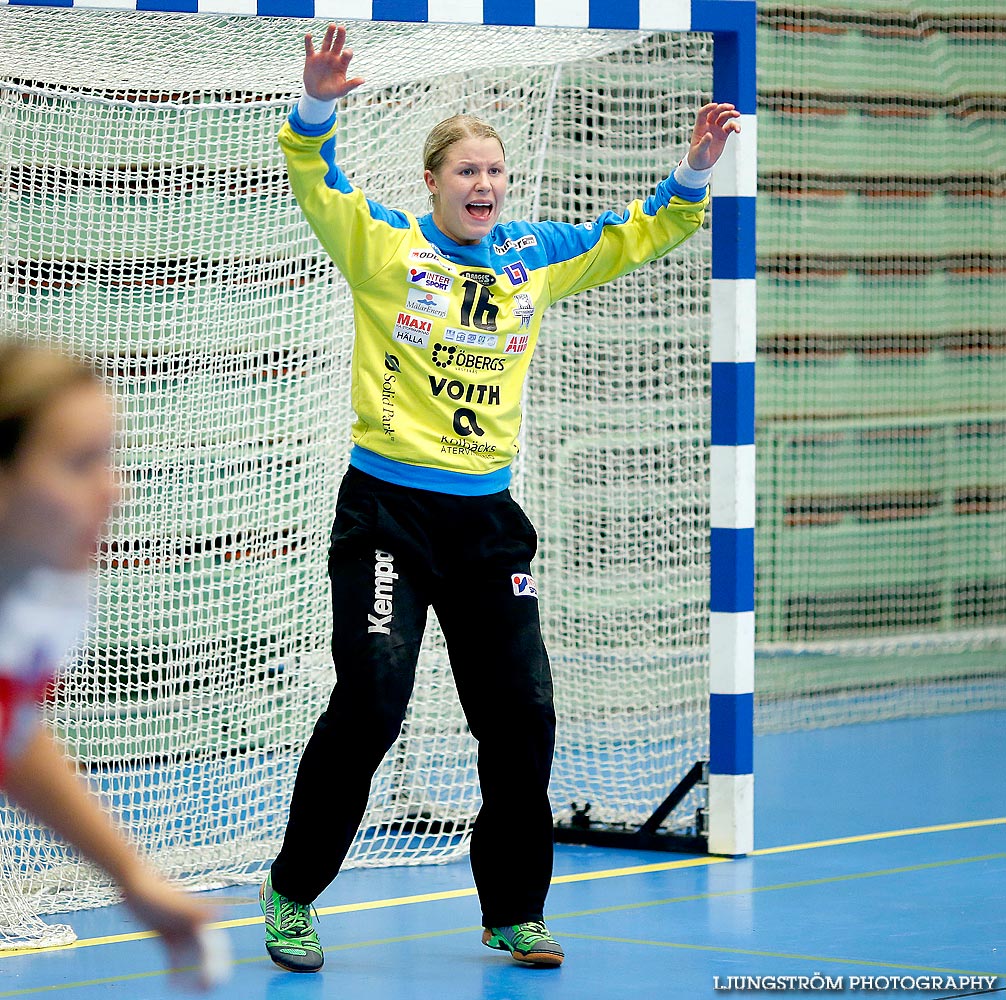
423,115,505,206
0,340,99,464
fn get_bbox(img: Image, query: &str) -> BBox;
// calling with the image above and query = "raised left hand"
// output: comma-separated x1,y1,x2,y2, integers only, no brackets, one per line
686,103,742,171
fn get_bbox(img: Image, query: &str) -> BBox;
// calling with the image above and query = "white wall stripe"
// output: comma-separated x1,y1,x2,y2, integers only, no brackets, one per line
711,444,755,529
74,0,139,9
532,0,590,28
710,611,755,694
711,278,757,363
197,0,258,14
640,0,691,30
428,0,485,24
315,0,375,19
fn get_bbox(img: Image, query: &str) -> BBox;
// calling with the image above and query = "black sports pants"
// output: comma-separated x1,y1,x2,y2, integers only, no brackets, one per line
271,467,556,927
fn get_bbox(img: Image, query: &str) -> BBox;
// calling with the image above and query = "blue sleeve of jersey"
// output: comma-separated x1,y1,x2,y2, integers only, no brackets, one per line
287,108,412,232
289,105,336,138
513,171,705,268
653,173,708,209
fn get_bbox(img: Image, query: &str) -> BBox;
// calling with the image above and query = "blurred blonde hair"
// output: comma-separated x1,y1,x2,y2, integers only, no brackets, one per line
0,340,99,464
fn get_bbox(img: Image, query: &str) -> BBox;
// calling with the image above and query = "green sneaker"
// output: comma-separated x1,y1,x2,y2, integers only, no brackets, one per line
259,873,324,973
482,920,565,967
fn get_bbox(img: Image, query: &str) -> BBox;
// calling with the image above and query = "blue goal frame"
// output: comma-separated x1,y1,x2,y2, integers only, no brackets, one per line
4,0,756,857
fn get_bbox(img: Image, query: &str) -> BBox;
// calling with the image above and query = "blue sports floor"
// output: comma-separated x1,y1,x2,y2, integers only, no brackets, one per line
1,709,1003,999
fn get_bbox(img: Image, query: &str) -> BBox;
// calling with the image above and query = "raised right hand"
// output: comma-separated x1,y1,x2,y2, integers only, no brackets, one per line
303,24,365,101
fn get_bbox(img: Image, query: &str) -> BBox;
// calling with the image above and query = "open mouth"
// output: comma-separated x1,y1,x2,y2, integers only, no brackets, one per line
466,202,493,221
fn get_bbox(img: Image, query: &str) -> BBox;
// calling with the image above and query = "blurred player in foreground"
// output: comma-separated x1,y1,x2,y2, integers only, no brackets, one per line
0,339,229,990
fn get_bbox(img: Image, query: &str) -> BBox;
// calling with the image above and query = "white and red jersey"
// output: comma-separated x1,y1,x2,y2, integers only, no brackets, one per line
0,568,89,780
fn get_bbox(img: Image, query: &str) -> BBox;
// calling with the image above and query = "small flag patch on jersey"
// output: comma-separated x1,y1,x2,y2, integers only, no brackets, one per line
511,573,537,598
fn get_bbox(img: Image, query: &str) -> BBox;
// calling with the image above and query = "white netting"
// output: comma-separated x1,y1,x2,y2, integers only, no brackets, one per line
0,10,713,946
755,1,1006,728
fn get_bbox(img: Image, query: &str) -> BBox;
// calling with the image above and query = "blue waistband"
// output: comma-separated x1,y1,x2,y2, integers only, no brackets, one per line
349,446,512,496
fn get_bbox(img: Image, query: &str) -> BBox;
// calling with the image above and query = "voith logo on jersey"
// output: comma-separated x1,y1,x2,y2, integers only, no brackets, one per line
503,261,528,286
405,286,449,319
511,573,537,598
393,311,432,348
409,268,453,293
504,334,529,354
429,376,501,406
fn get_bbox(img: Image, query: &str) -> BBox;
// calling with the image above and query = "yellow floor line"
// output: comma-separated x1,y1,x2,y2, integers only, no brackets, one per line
3,843,1004,997
557,932,1003,981
751,816,1006,856
3,815,1002,958
544,852,1006,919
5,857,1005,998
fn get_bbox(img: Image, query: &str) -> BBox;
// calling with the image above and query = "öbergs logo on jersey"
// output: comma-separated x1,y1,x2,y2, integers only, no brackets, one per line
504,334,530,354
393,311,432,348
431,342,505,372
492,234,538,255
511,573,537,598
405,287,449,319
409,268,453,293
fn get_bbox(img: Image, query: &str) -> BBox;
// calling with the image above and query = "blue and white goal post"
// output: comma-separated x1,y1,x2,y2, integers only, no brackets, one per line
6,0,756,858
